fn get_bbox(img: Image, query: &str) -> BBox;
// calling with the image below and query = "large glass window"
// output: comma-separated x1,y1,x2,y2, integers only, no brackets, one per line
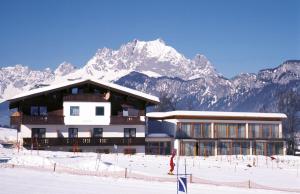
93,128,103,137
95,107,104,116
215,123,246,138
181,142,196,156
215,124,227,138
232,142,249,155
218,142,232,155
146,142,171,155
180,123,192,138
68,128,78,138
198,141,215,156
70,106,79,116
249,124,280,138
124,128,136,138
31,128,46,138
178,123,211,138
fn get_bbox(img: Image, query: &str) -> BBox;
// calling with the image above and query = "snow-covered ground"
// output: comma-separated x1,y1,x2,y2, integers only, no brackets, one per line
0,147,300,193
0,167,291,194
0,127,17,143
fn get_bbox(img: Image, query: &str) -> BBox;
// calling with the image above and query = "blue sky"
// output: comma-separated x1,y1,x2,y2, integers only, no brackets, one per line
0,0,299,78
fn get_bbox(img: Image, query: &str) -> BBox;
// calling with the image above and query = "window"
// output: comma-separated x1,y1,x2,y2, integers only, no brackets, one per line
123,107,129,117
214,123,246,138
68,128,78,138
39,106,47,116
180,123,192,138
30,106,47,116
70,106,79,116
30,106,39,116
249,124,280,138
95,106,105,116
124,128,136,138
93,128,103,137
71,87,78,94
31,128,46,138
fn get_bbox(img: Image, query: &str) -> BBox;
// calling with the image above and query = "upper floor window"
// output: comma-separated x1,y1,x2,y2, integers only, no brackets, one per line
214,123,246,138
249,123,279,138
30,106,47,116
31,106,39,116
194,123,211,138
93,128,103,138
123,107,129,117
71,87,78,94
176,123,211,138
68,128,78,138
39,106,47,116
124,128,136,138
70,106,79,116
31,128,46,138
95,106,105,116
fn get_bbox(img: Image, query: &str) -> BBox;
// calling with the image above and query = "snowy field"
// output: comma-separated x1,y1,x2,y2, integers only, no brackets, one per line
0,146,300,193
0,127,17,144
0,167,292,194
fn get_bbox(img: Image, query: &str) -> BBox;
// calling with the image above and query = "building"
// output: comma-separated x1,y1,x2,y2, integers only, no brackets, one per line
9,78,288,156
146,111,287,156
9,78,160,154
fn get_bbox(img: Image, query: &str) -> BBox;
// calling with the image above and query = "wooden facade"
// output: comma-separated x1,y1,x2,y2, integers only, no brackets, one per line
10,81,150,128
23,137,145,149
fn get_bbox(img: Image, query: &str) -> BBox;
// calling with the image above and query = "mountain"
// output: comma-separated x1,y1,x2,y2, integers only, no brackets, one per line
116,60,300,112
0,62,79,103
80,39,218,81
0,39,299,126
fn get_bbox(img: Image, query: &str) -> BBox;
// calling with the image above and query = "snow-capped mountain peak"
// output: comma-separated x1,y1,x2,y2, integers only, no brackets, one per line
83,38,216,81
54,62,76,76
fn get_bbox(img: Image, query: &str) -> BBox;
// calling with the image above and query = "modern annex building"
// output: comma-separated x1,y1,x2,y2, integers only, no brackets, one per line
9,78,287,155
146,111,287,156
9,78,159,154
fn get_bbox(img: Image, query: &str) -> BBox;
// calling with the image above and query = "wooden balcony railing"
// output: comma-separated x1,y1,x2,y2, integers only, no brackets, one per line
110,116,144,125
23,137,145,148
63,94,107,102
10,115,64,125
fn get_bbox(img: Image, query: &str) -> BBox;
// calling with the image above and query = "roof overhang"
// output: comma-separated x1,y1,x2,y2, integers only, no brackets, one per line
146,111,287,121
9,78,160,105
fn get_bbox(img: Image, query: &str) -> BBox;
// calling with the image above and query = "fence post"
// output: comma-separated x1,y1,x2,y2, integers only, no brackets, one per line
53,163,56,172
125,168,127,178
190,174,192,183
248,180,251,189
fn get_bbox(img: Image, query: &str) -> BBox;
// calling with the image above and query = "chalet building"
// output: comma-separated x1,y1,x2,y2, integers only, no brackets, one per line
9,78,287,156
146,111,287,156
9,78,160,154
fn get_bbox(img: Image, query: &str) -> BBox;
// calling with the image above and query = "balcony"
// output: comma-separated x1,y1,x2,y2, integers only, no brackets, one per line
63,93,107,102
110,116,144,125
22,137,145,148
10,115,64,125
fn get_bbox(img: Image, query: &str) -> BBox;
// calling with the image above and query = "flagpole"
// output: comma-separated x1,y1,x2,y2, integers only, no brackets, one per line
185,158,187,194
177,152,179,194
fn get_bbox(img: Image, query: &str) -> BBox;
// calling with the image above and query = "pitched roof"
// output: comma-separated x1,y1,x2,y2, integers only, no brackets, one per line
9,78,160,104
146,111,287,120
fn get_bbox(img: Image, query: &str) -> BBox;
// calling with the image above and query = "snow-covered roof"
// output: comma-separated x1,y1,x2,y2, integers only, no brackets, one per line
146,111,287,120
9,78,160,104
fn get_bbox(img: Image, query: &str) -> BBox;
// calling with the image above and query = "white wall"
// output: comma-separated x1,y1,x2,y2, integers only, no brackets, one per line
20,124,145,138
63,101,111,125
